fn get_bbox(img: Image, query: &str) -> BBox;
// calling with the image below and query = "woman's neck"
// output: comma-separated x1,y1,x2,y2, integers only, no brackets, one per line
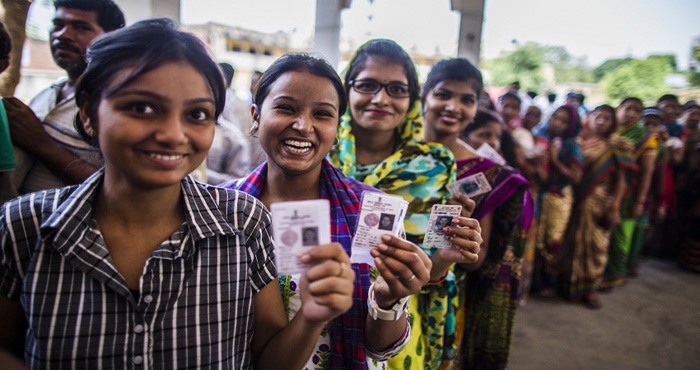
352,122,396,165
94,178,184,229
260,163,322,208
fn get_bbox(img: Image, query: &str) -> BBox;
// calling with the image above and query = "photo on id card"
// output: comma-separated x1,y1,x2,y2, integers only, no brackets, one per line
350,191,408,266
446,172,492,199
270,199,331,275
423,204,462,249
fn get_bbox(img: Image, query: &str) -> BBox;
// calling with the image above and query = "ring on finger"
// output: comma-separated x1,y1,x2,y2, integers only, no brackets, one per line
337,262,347,277
400,274,416,283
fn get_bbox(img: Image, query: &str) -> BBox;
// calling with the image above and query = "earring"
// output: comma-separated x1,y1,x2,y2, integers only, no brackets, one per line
87,128,96,137
333,137,339,145
249,122,259,136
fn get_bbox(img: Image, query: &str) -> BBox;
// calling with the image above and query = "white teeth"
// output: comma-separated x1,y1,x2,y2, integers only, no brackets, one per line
283,139,313,153
441,115,460,123
149,153,184,161
284,139,312,148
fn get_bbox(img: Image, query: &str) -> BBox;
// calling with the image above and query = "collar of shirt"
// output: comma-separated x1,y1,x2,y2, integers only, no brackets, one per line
40,169,238,260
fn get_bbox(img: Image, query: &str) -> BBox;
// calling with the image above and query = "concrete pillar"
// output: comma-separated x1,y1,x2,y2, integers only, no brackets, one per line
115,0,181,24
451,0,485,66
313,0,351,68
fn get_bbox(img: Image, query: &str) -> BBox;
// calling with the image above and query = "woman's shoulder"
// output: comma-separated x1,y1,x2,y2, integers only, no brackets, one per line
183,177,270,230
1,186,78,225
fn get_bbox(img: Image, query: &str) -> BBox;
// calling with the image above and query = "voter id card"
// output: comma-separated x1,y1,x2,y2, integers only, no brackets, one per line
350,192,408,266
423,204,462,249
446,172,492,198
270,199,331,275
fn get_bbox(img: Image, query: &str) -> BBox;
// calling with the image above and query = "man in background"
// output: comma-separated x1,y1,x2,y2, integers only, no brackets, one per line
1,0,124,203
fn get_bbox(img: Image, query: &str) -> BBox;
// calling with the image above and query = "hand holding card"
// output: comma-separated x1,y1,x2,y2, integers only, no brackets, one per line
369,234,431,308
423,204,462,249
298,243,355,324
432,216,483,265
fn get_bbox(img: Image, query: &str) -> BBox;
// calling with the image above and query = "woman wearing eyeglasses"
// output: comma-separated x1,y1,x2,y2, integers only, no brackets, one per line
330,39,483,370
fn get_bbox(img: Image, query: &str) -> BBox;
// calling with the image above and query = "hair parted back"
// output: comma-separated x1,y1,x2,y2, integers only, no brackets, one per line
421,58,484,104
253,53,347,119
344,39,420,106
74,18,226,147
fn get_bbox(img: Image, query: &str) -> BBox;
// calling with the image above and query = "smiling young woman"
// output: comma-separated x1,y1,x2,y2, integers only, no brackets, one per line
328,41,484,370
225,53,453,370
0,20,329,369
421,58,532,370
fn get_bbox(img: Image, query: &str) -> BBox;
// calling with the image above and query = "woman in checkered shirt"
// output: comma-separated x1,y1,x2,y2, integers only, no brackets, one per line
0,19,345,369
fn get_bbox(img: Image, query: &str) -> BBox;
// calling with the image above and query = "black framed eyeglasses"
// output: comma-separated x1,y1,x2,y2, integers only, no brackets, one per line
349,79,411,98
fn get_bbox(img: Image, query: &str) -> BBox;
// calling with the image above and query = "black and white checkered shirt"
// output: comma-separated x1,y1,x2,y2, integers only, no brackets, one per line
0,170,276,369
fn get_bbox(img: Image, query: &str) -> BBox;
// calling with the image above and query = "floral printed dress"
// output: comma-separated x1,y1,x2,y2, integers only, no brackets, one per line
279,268,410,370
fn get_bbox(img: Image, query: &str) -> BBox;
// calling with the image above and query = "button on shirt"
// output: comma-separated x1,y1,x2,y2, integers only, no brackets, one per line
0,170,277,369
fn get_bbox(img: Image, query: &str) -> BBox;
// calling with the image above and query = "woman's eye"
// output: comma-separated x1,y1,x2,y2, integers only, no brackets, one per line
275,105,294,112
316,110,334,118
130,103,155,114
189,109,210,121
434,92,449,99
388,85,408,95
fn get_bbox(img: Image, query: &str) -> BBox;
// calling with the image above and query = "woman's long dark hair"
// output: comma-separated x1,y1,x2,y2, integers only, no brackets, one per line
74,18,226,147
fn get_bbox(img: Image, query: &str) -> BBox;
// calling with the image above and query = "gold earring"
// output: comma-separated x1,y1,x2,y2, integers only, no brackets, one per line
87,128,96,137
249,122,259,136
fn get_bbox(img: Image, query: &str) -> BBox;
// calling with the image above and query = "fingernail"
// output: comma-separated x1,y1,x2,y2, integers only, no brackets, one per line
375,258,382,266
377,244,388,251
444,227,451,233
446,236,453,241
300,253,310,263
381,234,391,242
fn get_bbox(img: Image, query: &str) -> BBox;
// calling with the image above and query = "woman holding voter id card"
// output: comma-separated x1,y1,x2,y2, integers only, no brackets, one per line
0,20,327,369
421,58,533,370
227,53,441,369
327,40,484,370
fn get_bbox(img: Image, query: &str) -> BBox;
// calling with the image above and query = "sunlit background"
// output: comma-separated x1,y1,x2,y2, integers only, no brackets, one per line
18,0,700,106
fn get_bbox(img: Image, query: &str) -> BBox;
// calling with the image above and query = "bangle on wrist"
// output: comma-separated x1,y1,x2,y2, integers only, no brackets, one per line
428,271,449,285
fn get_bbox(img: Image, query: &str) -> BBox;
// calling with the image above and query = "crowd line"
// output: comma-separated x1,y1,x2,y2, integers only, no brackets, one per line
0,1,697,369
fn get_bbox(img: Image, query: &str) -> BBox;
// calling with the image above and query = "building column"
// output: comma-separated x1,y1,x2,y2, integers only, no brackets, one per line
451,0,485,66
115,0,181,24
314,0,351,68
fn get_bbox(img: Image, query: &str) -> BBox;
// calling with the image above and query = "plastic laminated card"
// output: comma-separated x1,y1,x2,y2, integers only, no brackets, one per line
350,192,408,266
270,199,331,275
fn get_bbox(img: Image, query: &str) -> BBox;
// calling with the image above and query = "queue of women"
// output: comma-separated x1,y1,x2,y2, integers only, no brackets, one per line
0,18,698,370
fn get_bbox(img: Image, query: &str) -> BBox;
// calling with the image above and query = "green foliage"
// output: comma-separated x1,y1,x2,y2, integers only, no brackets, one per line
481,43,593,92
646,54,677,71
602,56,672,104
593,58,634,81
688,71,700,87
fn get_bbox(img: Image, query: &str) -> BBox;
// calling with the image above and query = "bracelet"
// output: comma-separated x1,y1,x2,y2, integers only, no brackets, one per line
428,271,449,285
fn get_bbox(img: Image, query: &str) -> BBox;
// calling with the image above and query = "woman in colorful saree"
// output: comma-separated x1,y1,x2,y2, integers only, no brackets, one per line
532,104,583,297
561,105,637,309
225,53,480,370
329,40,483,370
421,58,532,370
601,98,659,289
